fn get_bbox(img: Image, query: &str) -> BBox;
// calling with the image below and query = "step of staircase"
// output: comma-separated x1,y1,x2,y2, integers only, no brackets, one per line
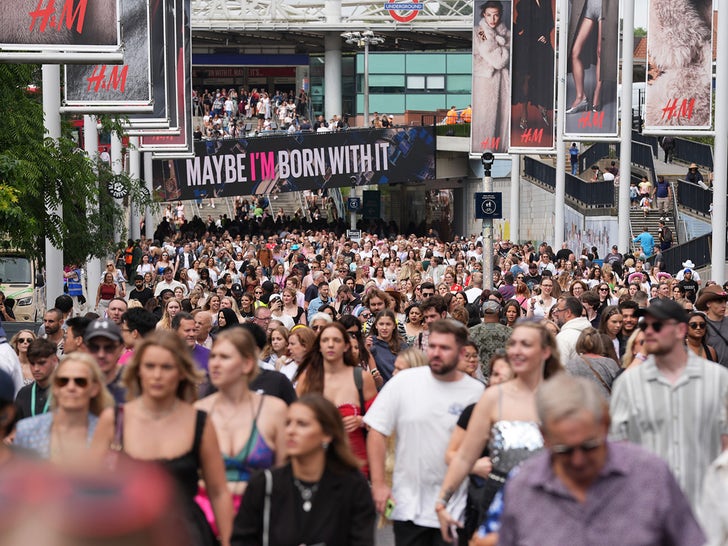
629,207,678,248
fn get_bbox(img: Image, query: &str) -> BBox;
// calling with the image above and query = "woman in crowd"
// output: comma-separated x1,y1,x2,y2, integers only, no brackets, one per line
238,294,255,321
295,322,377,476
501,299,522,328
136,254,156,281
156,251,176,277
156,297,182,330
278,326,316,383
10,329,37,385
568,279,588,298
261,325,289,370
403,303,425,346
15,353,114,464
564,327,621,399
196,329,287,529
436,321,562,539
98,331,233,546
369,309,408,383
231,394,376,545
339,314,381,386
95,272,119,314
526,277,556,319
685,311,718,362
598,305,623,356
204,294,222,324
458,340,483,381
217,308,240,333
513,281,531,310
621,328,647,369
282,287,306,326
267,294,295,330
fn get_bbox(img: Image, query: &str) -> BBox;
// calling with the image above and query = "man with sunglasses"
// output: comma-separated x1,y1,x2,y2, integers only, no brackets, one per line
496,374,703,545
84,319,126,405
610,298,728,510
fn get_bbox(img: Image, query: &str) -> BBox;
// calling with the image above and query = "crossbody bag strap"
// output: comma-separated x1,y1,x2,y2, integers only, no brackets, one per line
705,319,728,346
581,357,612,394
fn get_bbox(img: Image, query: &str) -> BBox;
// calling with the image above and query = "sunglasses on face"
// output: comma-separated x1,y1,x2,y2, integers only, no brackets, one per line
637,319,677,333
55,376,89,388
18,338,33,344
550,438,603,457
688,322,706,330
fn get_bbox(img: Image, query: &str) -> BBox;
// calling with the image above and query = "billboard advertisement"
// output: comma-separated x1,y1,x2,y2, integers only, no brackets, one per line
644,0,713,131
152,127,436,202
509,0,556,152
0,0,122,61
471,0,512,155
564,0,620,138
63,0,152,112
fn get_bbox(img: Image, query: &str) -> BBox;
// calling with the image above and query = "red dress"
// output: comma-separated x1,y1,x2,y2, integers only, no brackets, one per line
338,399,374,478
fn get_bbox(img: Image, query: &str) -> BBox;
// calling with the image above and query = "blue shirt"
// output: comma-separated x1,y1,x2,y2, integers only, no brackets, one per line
633,232,655,257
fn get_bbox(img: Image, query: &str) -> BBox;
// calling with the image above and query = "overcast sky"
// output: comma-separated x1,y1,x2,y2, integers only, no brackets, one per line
633,0,647,29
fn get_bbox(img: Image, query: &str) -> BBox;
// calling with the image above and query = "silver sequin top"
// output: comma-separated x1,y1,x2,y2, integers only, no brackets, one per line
488,420,544,473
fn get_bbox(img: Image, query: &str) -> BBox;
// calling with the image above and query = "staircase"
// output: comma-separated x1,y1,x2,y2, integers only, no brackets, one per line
629,204,678,253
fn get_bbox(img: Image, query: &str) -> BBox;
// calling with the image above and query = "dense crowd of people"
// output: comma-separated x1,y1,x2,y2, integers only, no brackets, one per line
0,216,726,545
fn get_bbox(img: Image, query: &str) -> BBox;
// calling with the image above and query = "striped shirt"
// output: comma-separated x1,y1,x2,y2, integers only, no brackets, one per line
609,351,728,509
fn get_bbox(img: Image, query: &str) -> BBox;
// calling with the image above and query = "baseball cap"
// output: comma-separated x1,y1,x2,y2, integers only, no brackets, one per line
84,319,123,343
0,369,14,403
636,299,688,324
482,301,501,314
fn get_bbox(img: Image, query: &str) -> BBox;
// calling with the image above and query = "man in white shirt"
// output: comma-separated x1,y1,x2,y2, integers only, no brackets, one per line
154,267,187,297
365,319,484,545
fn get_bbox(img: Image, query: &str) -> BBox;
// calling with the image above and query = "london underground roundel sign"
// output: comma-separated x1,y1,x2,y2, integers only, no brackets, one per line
384,1,423,23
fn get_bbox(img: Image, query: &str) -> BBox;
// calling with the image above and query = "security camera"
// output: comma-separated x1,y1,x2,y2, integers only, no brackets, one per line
481,151,495,175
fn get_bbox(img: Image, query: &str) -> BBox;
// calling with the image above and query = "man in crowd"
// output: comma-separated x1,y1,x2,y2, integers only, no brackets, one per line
172,312,210,373
119,308,158,366
470,301,511,378
84,319,126,404
696,285,728,367
15,339,57,420
412,295,448,352
193,310,214,349
365,319,483,545
42,309,65,357
554,297,590,363
307,281,331,322
464,272,483,304
62,316,92,355
617,300,640,358
106,297,128,326
497,374,704,545
129,275,154,307
610,298,728,509
154,267,186,297
0,324,23,395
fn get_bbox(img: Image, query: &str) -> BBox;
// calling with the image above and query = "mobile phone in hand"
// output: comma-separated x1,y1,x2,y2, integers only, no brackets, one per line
384,498,395,519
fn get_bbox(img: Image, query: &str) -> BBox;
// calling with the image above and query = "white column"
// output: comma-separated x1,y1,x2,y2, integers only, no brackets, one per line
129,137,141,240
83,115,102,306
711,3,728,283
111,132,123,242
144,153,155,238
618,0,635,253
42,65,64,309
324,32,343,122
510,155,520,242
553,0,568,249
363,41,370,126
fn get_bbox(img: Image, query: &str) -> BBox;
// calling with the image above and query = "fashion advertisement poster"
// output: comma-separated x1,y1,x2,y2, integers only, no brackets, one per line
471,0,512,156
645,0,713,131
152,127,436,201
64,0,153,112
509,0,556,152
0,0,121,59
142,0,193,156
564,0,620,138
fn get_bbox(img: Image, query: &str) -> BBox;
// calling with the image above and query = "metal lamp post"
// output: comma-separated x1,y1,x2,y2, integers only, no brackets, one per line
481,152,495,290
341,30,384,127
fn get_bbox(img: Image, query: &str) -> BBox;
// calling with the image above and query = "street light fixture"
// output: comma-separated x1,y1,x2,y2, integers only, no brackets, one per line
341,31,385,127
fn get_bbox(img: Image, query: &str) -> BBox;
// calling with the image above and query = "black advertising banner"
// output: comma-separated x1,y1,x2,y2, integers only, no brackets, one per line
63,0,152,112
564,0,620,138
509,0,556,152
644,0,713,131
142,0,192,155
123,0,175,130
152,127,436,202
0,0,122,59
471,0,512,155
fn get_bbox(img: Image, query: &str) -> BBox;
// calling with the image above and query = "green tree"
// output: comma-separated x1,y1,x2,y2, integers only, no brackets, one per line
0,64,153,266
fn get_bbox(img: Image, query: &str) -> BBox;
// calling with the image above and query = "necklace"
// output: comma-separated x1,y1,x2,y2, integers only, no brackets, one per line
293,477,319,512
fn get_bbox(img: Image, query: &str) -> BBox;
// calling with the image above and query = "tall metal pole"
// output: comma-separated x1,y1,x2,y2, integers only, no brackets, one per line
42,65,64,309
553,0,568,248
711,1,728,283
144,153,155,239
482,153,494,290
510,155,520,242
84,115,101,308
129,137,141,240
618,0,635,253
363,40,370,127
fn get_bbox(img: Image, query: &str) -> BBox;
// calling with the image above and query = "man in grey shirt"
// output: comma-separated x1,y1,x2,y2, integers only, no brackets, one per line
497,374,704,546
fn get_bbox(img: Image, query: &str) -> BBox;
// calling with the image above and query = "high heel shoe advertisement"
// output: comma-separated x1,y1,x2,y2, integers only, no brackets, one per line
563,0,620,138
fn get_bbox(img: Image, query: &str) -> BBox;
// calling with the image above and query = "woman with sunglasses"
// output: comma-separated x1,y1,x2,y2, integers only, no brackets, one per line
95,331,233,546
685,311,718,362
15,353,114,464
10,330,37,385
295,323,377,477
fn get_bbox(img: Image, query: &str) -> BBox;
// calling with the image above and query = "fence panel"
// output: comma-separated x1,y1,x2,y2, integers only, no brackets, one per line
674,138,713,170
676,180,712,216
661,233,711,274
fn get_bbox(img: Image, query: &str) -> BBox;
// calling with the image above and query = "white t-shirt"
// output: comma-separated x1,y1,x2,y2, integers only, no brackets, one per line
364,367,484,528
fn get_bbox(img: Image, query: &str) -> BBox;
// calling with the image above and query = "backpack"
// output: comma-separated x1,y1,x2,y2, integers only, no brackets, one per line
662,226,672,243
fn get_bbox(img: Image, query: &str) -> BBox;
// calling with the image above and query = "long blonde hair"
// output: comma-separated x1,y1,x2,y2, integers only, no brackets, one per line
52,352,114,416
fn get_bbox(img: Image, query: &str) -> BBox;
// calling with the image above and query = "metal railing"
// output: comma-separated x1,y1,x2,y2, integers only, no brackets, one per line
669,181,686,244
660,233,712,274
676,179,712,217
523,156,555,189
631,132,659,157
674,137,714,169
578,142,611,174
524,156,613,207
329,187,346,220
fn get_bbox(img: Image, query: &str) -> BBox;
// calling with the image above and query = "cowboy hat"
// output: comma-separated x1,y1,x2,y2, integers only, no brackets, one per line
695,285,728,311
682,260,696,269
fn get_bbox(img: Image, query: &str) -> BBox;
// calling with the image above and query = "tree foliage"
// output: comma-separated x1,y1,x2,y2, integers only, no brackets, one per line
0,64,153,266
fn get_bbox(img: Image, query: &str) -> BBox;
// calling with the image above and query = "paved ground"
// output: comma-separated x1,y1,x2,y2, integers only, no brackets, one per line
376,524,396,546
